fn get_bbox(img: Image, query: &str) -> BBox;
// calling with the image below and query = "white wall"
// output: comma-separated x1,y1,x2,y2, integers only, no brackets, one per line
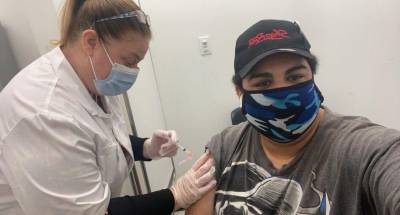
52,0,64,13
0,0,59,68
140,0,400,177
294,0,400,129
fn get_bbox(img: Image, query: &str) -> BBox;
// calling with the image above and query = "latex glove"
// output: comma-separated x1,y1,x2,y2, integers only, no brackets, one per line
143,130,178,159
170,151,216,209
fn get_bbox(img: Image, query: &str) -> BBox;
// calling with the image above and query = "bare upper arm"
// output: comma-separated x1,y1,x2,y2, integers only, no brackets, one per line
185,188,216,215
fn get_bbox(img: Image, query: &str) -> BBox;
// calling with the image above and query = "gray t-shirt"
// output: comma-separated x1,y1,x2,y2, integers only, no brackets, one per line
207,109,400,215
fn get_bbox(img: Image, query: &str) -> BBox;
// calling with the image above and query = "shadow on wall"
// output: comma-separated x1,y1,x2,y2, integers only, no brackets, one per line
0,22,19,91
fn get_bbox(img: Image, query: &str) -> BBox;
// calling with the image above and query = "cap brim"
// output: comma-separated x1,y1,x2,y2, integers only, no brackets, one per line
238,49,315,78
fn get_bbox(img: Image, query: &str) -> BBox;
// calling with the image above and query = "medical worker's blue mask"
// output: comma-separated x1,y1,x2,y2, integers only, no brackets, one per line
241,80,323,143
89,44,139,96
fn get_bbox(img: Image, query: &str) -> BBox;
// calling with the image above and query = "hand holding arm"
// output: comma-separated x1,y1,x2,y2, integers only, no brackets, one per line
170,151,216,210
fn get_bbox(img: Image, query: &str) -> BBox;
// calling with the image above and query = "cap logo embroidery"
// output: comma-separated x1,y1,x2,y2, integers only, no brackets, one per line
248,29,289,48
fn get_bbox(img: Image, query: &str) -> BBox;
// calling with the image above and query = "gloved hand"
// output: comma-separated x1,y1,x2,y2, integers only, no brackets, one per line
170,151,216,209
143,130,178,160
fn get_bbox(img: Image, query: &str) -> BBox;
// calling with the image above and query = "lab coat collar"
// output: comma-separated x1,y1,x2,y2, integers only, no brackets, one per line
48,48,134,160
48,47,110,118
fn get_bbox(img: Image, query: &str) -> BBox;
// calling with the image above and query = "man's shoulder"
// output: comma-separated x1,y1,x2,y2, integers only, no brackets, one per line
320,109,400,160
208,122,250,147
206,122,252,179
323,109,399,139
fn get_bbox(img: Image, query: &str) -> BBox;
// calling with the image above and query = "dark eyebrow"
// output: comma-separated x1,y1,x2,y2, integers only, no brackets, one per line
286,65,307,75
248,64,308,79
248,71,273,79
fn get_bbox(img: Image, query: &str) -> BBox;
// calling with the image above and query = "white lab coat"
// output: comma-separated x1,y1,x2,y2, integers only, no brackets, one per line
0,47,134,215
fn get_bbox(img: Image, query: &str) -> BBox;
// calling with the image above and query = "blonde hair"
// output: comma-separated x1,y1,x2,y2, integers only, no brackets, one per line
57,0,151,46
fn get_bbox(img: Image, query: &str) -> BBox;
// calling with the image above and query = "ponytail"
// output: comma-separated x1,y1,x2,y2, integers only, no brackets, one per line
58,0,80,46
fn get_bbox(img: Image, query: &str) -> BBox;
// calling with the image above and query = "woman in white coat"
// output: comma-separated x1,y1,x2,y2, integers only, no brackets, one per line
0,0,216,214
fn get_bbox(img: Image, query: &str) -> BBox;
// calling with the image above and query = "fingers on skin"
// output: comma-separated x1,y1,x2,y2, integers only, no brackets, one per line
195,158,214,178
191,151,211,171
197,179,217,195
196,166,215,187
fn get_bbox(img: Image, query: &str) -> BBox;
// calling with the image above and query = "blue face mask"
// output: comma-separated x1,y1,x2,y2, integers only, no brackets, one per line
241,80,323,143
89,44,139,96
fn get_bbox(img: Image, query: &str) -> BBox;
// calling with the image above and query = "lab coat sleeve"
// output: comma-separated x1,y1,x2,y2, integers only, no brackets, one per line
0,113,110,215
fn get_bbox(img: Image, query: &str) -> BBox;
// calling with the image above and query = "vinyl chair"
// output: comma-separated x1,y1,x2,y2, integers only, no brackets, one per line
231,107,246,125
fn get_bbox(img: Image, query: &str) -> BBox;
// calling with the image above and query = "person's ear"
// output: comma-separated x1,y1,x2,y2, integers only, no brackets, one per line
235,86,243,98
81,29,99,57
